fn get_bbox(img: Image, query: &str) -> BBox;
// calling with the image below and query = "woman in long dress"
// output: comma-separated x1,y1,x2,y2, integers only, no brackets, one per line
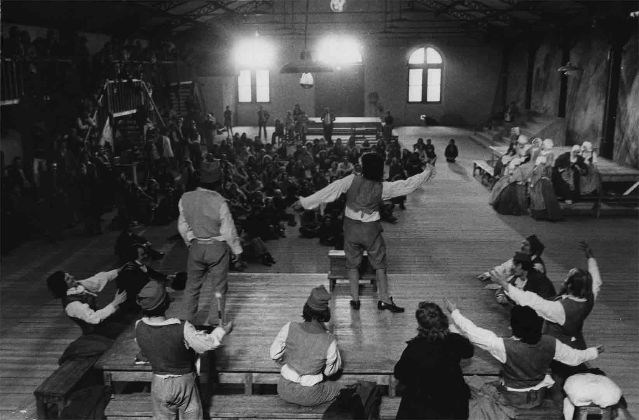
529,139,562,221
489,139,533,216
579,141,601,195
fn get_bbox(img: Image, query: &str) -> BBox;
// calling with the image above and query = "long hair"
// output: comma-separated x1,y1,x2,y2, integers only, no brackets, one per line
415,302,449,342
560,268,594,300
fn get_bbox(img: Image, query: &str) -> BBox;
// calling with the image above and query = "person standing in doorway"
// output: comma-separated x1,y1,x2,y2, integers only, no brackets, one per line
224,105,234,139
321,107,336,143
257,105,270,141
178,159,243,328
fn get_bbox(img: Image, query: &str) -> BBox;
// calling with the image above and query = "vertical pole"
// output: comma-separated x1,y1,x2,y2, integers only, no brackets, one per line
524,42,537,110
600,41,623,159
558,42,570,118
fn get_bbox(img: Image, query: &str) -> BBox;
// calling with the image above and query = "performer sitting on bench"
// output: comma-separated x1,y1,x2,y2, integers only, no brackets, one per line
295,153,435,312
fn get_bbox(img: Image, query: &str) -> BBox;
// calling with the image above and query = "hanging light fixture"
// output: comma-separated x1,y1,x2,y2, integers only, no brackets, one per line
280,0,333,84
300,72,314,88
330,0,345,12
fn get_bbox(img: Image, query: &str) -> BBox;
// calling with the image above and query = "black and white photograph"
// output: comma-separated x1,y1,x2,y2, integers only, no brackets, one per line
1,1,638,419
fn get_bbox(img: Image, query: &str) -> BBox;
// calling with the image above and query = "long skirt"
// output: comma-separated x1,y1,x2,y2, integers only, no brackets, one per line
530,178,562,221
492,183,527,215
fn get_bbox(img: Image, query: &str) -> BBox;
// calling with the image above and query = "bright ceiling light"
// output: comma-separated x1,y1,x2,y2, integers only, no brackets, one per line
233,36,275,68
316,35,362,65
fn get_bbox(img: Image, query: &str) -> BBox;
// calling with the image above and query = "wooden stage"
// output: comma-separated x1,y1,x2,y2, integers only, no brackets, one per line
1,126,638,418
489,145,639,185
96,273,507,394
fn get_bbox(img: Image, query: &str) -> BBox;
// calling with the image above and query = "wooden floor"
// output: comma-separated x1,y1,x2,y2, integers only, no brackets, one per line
1,126,638,419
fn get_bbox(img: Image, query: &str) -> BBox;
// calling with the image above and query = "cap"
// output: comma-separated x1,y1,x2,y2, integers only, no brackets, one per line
306,285,331,312
136,281,167,311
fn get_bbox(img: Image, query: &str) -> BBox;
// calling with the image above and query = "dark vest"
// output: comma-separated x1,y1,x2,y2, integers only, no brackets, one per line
543,297,594,349
346,175,382,216
502,335,556,389
180,189,224,239
135,320,196,375
62,293,97,335
284,321,333,376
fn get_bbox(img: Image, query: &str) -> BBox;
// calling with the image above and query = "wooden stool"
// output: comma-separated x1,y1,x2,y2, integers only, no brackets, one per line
328,250,376,292
573,404,613,420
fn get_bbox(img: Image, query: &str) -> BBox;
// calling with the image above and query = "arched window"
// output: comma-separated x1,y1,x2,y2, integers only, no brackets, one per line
408,47,442,103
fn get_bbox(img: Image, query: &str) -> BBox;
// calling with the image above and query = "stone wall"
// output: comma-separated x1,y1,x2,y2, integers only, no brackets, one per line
614,33,639,168
565,34,608,147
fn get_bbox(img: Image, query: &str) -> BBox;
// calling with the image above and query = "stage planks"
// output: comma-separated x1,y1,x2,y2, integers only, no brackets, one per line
1,127,638,419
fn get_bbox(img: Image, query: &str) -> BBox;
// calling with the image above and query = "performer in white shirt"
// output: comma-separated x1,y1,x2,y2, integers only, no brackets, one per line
295,153,435,312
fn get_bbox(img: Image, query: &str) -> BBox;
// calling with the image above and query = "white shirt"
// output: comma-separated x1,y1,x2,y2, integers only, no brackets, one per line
137,317,227,378
269,322,342,387
177,189,243,255
300,166,436,222
563,373,622,420
450,310,599,391
65,269,120,324
505,257,601,325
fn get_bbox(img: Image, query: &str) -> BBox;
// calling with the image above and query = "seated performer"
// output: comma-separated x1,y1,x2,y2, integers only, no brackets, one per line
478,235,547,281
135,281,233,420
578,141,601,196
47,267,127,339
446,300,601,409
491,241,600,353
270,285,342,406
553,145,586,204
295,153,436,312
493,253,556,304
529,139,562,221
394,302,474,419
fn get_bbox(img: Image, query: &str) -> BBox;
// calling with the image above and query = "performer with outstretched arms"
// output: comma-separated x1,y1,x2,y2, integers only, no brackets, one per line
294,152,435,312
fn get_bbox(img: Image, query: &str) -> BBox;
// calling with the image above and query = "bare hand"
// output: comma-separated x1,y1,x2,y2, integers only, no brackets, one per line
222,321,234,335
477,272,490,281
231,253,240,263
489,270,510,289
113,289,127,306
442,298,457,313
579,241,594,258
596,345,605,354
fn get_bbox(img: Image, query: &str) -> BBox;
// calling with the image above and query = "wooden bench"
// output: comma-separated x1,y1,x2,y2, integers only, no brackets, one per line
328,250,377,292
104,393,564,419
34,356,105,419
104,393,331,419
379,397,563,420
473,160,496,187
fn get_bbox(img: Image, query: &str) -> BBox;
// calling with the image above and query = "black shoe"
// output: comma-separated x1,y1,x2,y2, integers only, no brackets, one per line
350,300,361,310
378,297,404,313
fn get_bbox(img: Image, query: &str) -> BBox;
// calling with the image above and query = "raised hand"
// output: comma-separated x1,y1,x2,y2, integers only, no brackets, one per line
442,297,457,314
578,241,594,258
489,269,510,289
113,289,127,306
222,320,234,335
596,345,605,354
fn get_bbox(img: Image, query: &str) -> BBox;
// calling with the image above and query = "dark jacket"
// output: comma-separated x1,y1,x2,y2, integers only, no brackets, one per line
394,333,474,419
